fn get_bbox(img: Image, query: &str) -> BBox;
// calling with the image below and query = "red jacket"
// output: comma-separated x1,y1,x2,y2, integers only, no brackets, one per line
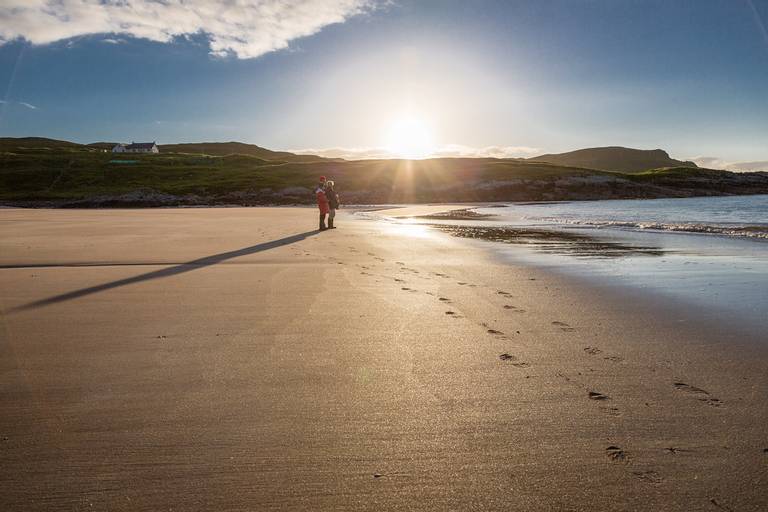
316,188,329,214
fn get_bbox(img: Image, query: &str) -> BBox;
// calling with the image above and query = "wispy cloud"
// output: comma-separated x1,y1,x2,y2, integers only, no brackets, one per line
0,100,39,110
290,144,543,160
0,1,376,59
291,147,394,160
431,144,541,159
101,38,127,45
690,156,768,172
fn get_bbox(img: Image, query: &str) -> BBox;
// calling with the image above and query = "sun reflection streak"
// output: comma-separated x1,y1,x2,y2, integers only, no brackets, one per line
384,221,435,239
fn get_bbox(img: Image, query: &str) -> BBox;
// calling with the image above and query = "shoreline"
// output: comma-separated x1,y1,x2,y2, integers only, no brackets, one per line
372,205,768,347
383,199,768,341
1,206,766,510
4,189,768,210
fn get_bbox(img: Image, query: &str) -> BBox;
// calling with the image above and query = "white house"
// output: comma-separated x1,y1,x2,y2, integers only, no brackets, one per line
112,142,159,154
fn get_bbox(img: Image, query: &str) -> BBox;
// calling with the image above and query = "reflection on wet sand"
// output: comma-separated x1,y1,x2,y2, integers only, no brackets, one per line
434,225,666,258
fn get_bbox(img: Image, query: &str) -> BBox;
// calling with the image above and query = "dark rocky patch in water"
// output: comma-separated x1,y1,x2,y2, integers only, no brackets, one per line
433,224,666,259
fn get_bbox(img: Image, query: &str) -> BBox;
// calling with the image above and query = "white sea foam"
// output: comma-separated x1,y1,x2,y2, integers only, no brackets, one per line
534,218,768,239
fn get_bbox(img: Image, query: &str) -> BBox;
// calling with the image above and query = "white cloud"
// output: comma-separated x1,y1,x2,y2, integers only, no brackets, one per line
0,1,375,59
291,147,395,159
0,100,39,109
101,37,127,45
430,144,541,159
290,144,543,160
690,156,768,173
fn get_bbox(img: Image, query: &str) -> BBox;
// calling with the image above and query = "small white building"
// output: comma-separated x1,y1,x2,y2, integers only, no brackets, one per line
112,142,159,154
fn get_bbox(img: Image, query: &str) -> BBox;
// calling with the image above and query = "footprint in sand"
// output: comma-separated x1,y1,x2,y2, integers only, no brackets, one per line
606,446,627,462
487,329,504,336
394,278,404,282
497,290,512,296
600,406,621,417
664,447,692,455
503,304,526,313
552,321,576,332
438,297,452,303
673,382,723,407
709,498,735,512
396,261,405,265
632,470,663,484
589,391,610,401
603,355,624,363
584,347,602,355
498,353,530,367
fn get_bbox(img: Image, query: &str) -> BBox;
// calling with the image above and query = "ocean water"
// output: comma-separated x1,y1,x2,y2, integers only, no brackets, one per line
476,194,768,239
433,195,768,336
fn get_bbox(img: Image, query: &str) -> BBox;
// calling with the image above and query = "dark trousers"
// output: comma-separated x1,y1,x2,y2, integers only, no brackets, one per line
319,212,327,230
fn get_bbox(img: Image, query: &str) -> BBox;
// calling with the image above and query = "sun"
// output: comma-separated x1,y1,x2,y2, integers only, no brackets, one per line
384,117,436,159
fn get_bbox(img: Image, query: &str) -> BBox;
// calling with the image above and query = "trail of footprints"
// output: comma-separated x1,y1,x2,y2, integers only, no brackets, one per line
354,251,534,368
354,252,726,417
350,251,736,497
346,251,736,490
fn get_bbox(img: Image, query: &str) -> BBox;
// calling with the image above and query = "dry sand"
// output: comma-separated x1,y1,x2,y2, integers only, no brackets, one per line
1,206,766,511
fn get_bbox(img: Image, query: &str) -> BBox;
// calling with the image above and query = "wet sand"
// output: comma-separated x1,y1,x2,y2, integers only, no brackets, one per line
1,207,767,511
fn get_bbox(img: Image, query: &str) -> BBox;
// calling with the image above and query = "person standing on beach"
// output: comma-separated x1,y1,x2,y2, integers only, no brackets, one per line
324,180,340,229
316,176,330,231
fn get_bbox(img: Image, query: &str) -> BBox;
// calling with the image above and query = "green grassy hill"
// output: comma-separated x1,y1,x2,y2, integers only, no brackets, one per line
157,142,335,163
529,146,698,173
0,137,90,152
1,137,766,206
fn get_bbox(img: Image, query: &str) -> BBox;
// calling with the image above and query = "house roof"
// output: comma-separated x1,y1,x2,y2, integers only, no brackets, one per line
124,142,157,150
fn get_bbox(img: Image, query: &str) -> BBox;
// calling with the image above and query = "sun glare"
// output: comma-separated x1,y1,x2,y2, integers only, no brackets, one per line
384,117,436,159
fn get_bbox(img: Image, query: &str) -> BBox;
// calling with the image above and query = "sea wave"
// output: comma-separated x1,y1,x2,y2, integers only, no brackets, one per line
534,218,768,239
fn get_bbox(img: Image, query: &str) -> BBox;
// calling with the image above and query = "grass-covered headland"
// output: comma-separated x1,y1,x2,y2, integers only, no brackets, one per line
2,138,767,207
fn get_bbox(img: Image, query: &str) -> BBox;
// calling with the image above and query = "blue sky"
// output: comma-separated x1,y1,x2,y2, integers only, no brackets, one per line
1,0,767,169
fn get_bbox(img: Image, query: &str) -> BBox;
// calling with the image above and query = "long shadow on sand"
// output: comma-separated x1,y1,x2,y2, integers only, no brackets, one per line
9,230,319,312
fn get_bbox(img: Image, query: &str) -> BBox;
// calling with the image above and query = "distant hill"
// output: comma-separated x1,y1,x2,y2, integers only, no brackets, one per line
529,146,698,173
1,137,337,162
157,141,335,163
0,137,85,151
4,136,767,207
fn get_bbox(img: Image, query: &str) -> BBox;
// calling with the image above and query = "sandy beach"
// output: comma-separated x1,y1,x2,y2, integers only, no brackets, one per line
1,206,766,511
